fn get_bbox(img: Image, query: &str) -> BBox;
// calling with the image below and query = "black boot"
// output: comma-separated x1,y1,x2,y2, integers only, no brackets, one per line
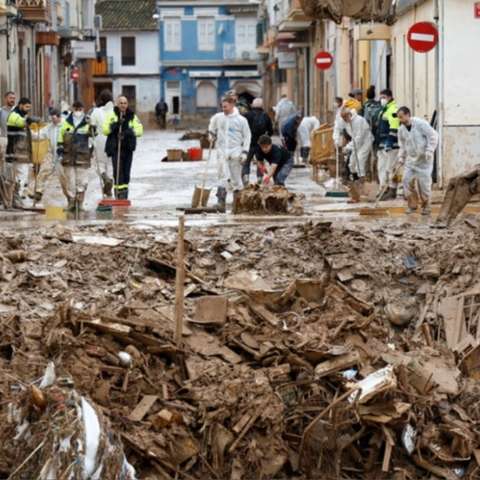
216,187,227,213
380,187,397,201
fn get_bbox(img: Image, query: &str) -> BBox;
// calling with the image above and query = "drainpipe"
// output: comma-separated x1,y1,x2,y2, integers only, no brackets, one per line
435,0,444,188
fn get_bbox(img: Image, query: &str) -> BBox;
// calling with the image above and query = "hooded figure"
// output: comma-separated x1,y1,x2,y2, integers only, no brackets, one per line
275,95,296,133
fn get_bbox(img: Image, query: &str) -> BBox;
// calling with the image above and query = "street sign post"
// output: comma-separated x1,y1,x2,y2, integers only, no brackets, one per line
314,51,333,70
407,22,438,53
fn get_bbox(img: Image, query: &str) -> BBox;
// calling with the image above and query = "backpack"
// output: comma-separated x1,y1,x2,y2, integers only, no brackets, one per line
363,101,383,135
251,110,267,136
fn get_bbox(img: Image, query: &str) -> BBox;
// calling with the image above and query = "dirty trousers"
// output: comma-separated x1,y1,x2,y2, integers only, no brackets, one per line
377,149,398,189
111,148,133,194
63,165,89,200
242,145,262,179
35,151,68,196
6,162,29,194
402,162,433,209
94,136,113,178
273,156,295,186
217,154,243,191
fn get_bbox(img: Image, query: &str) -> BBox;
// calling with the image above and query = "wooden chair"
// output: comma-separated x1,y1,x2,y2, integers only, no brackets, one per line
310,124,336,184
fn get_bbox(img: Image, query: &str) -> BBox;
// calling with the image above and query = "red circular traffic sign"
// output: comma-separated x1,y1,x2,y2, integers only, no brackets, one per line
407,22,438,53
314,51,333,70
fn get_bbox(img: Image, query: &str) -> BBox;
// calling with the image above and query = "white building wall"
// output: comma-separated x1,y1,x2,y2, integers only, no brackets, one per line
390,1,436,120
105,31,159,75
441,0,480,182
112,76,159,123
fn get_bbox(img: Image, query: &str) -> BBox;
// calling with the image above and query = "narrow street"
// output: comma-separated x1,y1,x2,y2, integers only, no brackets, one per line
1,128,455,227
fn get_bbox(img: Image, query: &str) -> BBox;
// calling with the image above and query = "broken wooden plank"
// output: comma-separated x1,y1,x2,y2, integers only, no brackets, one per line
127,395,158,422
191,296,228,326
314,351,360,378
83,318,131,336
248,301,279,327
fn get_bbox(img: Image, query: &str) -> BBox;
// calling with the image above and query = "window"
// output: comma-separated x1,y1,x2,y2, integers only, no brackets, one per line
99,37,107,58
165,18,181,51
196,81,217,107
198,18,215,51
121,37,135,66
236,19,256,48
122,85,136,111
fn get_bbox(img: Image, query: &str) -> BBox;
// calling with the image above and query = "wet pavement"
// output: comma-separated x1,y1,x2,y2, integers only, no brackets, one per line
0,128,468,228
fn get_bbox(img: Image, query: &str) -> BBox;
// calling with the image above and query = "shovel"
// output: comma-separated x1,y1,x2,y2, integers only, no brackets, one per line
191,139,213,209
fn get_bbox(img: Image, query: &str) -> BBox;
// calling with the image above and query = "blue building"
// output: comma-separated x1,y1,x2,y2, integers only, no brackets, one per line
156,1,262,119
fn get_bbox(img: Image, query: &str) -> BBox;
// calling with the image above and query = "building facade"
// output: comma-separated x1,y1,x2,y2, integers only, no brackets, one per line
258,0,480,187
0,0,97,116
157,1,262,119
94,0,159,125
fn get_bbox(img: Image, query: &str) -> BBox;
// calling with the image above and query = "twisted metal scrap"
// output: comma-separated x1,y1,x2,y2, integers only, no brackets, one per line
299,0,394,24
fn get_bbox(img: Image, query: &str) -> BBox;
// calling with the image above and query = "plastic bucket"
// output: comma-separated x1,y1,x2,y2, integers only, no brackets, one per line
188,148,203,161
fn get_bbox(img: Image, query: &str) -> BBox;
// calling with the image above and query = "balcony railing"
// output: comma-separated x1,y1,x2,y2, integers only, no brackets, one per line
17,0,51,23
93,57,113,76
224,44,259,62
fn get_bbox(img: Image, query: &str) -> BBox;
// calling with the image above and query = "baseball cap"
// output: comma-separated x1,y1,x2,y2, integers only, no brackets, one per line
351,88,363,95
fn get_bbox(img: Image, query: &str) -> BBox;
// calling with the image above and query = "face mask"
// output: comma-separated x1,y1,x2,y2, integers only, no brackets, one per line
73,111,83,119
380,98,388,107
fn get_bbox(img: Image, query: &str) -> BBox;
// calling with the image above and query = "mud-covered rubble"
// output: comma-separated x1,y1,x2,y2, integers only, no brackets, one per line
2,216,480,479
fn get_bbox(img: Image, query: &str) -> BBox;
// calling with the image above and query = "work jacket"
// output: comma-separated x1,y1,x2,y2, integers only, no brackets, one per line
281,112,302,139
208,110,251,160
398,118,439,170
6,107,32,164
376,99,400,150
297,116,320,148
58,113,95,167
103,107,143,156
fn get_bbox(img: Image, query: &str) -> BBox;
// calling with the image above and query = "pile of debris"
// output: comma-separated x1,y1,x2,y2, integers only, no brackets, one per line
1,217,480,479
234,184,304,215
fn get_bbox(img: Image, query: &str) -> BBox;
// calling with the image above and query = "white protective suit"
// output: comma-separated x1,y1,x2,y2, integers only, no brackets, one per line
297,116,320,149
208,110,251,191
332,103,346,146
89,101,114,177
398,117,439,208
275,97,296,132
335,110,372,177
32,120,68,197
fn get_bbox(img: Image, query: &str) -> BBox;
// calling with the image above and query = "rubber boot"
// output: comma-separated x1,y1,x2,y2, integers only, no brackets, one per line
216,187,227,213
101,172,113,197
242,175,249,187
11,182,23,209
64,198,76,212
380,187,397,201
118,189,129,200
75,187,86,211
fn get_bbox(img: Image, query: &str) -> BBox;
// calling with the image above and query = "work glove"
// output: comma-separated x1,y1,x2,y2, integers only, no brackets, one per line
26,116,41,126
56,145,64,157
110,121,120,132
259,167,267,175
207,130,216,143
118,132,125,140
425,151,434,163
239,151,248,165
262,175,271,184
124,128,135,138
342,146,352,156
384,139,393,152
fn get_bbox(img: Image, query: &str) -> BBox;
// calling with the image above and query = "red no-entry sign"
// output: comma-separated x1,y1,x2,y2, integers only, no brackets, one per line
407,22,438,53
314,51,333,70
475,2,480,18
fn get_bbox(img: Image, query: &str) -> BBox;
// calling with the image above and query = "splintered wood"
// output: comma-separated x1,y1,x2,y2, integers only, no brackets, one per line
233,184,304,215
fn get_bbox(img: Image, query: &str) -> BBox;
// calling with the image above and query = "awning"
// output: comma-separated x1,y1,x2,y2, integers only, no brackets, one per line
224,70,259,78
188,71,223,78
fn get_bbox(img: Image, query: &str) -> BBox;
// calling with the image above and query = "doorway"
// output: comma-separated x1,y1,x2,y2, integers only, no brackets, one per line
165,81,181,115
94,83,113,105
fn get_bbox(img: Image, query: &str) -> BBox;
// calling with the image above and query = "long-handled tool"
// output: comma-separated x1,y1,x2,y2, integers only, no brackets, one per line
93,140,112,212
325,144,349,197
98,119,131,208
183,138,217,214
359,160,402,215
